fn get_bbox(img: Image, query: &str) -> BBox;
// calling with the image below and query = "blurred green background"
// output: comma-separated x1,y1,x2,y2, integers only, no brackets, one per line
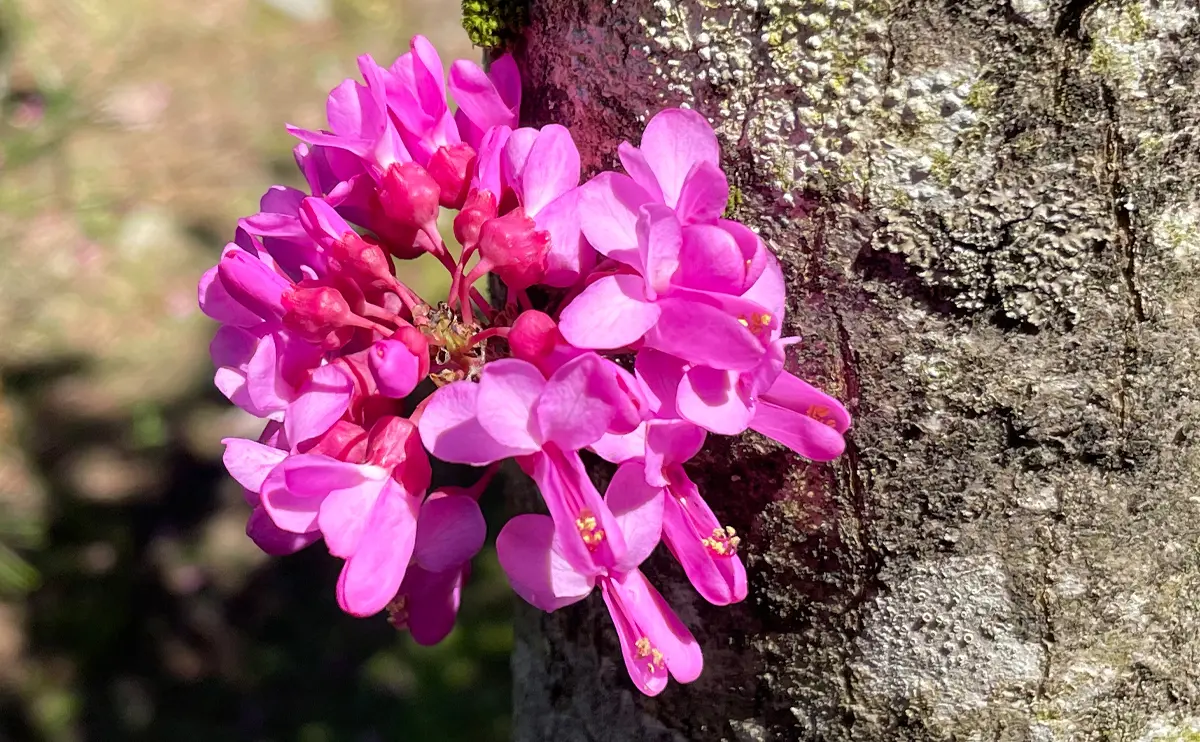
0,0,513,739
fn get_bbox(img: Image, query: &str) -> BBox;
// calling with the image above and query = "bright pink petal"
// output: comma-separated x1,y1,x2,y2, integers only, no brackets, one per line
476,359,546,452
222,438,287,492
639,108,720,208
535,354,618,451
737,245,785,322
472,124,511,195
601,569,703,696
337,480,420,617
577,172,654,266
637,205,681,297
496,513,595,612
634,349,686,418
677,224,746,294
661,475,747,606
761,373,852,433
418,381,534,465
558,275,660,350
247,507,320,556
536,189,595,288
245,334,291,416
521,125,580,216
285,363,353,447
644,293,768,371
750,400,847,461
722,219,772,294
210,325,257,370
590,423,648,464
523,450,626,576
487,53,522,117
677,366,754,435
298,197,352,248
449,60,517,131
501,127,539,194
259,461,324,534
413,494,487,572
674,161,729,225
643,420,706,486
617,141,665,203
605,462,665,571
198,264,261,327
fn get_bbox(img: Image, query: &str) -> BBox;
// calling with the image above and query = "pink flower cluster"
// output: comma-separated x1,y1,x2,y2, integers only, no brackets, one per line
199,36,851,696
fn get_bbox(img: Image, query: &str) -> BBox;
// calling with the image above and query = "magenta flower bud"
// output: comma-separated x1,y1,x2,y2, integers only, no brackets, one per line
427,143,477,210
365,416,431,494
281,285,365,349
328,231,395,285
369,331,429,399
217,248,289,321
508,310,559,364
478,207,550,291
453,189,498,248
379,162,441,231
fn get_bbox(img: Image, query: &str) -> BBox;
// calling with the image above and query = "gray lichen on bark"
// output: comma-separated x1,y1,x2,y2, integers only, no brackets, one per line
509,0,1200,739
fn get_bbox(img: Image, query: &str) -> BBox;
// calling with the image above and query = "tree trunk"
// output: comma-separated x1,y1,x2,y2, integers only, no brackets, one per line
508,0,1200,739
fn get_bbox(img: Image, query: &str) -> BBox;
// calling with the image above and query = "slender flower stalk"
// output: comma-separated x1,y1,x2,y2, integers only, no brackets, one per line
198,35,852,697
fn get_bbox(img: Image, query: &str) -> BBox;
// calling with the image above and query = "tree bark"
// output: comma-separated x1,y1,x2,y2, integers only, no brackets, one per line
508,0,1200,739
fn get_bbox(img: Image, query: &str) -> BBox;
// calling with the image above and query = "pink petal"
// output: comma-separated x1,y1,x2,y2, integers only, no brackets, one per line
222,438,287,492
487,53,522,118
475,359,545,452
298,197,352,248
399,565,464,646
285,363,353,447
521,125,580,216
674,161,729,225
558,274,660,350
216,247,290,322
605,462,665,571
496,513,595,612
636,205,681,297
643,421,706,485
677,224,746,294
523,450,625,576
198,265,261,327
449,60,517,132
259,461,323,534
601,569,703,695
762,373,852,433
589,424,647,464
750,400,847,461
722,219,772,294
337,480,421,617
634,349,686,418
213,367,251,413
413,493,487,572
644,293,768,371
210,325,257,370
617,141,665,203
639,108,720,208
736,244,785,321
661,477,747,606
501,127,539,195
418,380,535,465
247,507,320,556
535,354,618,451
677,366,754,435
472,125,512,195
281,454,379,495
577,172,654,266
536,189,595,288
409,36,447,117
325,78,371,140
245,334,291,416
318,478,386,558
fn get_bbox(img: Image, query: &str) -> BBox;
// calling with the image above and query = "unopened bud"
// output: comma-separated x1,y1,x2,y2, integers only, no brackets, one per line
427,143,477,210
282,284,364,349
478,208,549,291
369,329,430,399
365,416,432,494
453,189,498,248
217,248,289,321
508,310,560,364
328,231,395,285
379,162,441,231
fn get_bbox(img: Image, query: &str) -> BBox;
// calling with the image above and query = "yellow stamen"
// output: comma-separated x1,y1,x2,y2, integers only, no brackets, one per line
575,509,606,551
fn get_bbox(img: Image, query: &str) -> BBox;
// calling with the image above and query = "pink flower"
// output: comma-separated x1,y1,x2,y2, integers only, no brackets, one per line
448,53,521,149
222,422,321,556
496,463,702,696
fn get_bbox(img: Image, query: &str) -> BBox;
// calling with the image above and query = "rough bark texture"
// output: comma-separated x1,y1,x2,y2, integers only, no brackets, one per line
508,0,1200,740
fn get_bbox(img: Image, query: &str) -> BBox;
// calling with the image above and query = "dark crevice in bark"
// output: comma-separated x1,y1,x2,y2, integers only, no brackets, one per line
1053,0,1101,39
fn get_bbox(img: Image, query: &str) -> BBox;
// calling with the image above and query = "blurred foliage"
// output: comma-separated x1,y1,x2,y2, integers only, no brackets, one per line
461,0,528,50
0,1,512,740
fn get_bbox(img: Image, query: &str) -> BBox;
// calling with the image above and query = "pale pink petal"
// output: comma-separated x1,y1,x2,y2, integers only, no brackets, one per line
413,493,487,572
496,513,595,612
298,197,352,248
536,189,596,288
318,479,386,558
577,172,654,266
589,423,648,464
634,349,686,418
677,366,754,435
501,127,539,195
639,108,720,208
617,141,665,203
418,381,534,465
247,507,320,556
521,125,580,216
636,205,681,297
245,334,291,415
222,438,287,492
408,36,447,116
325,78,370,140
661,476,747,606
259,462,322,534
605,462,665,571
535,354,618,451
476,359,546,452
285,125,371,159
487,53,522,118
337,480,420,616
677,224,745,294
214,367,251,413
643,420,706,486
285,363,353,447
557,275,660,350
674,161,729,225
